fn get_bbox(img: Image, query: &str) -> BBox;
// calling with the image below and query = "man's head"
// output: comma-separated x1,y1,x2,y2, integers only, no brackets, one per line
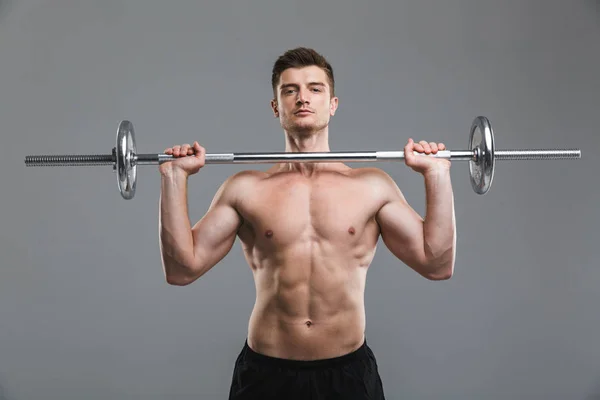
270,47,338,135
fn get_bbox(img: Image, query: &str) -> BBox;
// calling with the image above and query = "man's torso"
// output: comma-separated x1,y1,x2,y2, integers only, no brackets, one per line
230,165,391,360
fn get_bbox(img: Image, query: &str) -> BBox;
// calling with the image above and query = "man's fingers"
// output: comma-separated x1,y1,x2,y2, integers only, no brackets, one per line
418,140,431,154
163,142,204,158
180,144,190,156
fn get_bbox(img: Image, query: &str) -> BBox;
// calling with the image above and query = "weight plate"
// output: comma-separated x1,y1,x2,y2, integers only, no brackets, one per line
469,116,495,195
116,121,137,200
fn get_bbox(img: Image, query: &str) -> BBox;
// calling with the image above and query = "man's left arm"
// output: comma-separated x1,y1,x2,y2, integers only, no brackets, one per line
374,159,456,280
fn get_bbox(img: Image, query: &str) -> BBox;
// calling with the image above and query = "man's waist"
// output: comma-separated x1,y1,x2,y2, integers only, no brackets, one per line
247,310,366,359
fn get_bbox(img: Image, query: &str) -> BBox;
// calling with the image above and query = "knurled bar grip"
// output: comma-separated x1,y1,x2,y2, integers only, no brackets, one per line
25,155,115,166
494,149,582,160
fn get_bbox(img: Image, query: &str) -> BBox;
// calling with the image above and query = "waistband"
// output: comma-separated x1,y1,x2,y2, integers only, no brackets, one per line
240,337,370,370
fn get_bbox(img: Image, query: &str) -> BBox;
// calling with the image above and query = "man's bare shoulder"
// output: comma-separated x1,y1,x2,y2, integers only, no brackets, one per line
348,167,402,195
207,169,266,205
226,169,268,182
219,169,268,191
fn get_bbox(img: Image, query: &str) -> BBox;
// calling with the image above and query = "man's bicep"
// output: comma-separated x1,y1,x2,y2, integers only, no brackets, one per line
189,179,243,275
374,176,429,275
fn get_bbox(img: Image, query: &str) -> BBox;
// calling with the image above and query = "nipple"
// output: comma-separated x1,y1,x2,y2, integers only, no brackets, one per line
348,227,356,235
265,230,274,238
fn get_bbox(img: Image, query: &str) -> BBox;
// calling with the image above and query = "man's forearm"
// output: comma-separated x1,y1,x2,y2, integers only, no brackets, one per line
159,167,195,276
422,165,456,273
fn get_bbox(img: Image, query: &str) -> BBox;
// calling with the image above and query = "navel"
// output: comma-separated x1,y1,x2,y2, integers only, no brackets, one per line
348,226,356,235
305,320,312,327
265,229,274,238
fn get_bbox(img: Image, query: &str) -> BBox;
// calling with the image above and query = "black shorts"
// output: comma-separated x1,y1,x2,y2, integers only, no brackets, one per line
228,338,385,399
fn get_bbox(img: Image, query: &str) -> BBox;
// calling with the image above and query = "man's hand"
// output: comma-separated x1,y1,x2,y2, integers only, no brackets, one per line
404,138,450,175
160,141,206,177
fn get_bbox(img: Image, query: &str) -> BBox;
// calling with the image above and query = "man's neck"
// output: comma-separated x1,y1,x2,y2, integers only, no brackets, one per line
281,128,337,176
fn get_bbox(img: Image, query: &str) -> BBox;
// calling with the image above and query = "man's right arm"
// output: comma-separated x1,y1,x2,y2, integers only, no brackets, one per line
159,167,242,286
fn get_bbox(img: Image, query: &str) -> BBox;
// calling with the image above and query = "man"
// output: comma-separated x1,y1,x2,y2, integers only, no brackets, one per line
158,47,456,399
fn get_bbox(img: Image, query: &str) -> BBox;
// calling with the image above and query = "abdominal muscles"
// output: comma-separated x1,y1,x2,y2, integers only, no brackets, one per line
244,224,375,359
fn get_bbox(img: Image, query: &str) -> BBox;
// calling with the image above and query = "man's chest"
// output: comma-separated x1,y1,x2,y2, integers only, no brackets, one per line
235,175,383,247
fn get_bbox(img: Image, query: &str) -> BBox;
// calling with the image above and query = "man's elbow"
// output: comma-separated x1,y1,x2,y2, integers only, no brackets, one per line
162,259,203,286
425,266,453,280
165,274,195,286
422,257,454,280
422,246,454,280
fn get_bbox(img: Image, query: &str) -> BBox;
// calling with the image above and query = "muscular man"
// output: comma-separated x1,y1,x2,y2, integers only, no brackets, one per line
158,47,456,399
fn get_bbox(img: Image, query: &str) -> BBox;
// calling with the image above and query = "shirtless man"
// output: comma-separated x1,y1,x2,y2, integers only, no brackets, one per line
158,47,456,399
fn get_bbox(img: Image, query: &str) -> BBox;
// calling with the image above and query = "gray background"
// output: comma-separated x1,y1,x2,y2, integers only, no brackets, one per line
1,0,599,399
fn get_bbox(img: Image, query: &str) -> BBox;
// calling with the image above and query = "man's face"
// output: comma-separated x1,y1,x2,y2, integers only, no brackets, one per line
271,66,338,135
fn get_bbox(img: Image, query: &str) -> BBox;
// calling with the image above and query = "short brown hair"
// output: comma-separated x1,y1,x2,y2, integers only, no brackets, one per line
271,47,335,98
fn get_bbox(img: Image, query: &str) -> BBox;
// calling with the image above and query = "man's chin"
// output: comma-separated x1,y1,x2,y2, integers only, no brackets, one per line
285,121,326,135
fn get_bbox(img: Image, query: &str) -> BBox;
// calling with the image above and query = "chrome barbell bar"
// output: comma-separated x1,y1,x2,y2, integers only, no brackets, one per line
24,116,581,199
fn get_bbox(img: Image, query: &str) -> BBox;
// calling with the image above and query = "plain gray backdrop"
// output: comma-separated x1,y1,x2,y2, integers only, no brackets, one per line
1,0,599,399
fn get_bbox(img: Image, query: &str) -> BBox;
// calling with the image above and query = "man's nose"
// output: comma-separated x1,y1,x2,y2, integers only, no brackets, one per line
296,88,309,104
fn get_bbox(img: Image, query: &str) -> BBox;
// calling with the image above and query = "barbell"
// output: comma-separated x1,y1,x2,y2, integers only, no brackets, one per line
24,116,581,199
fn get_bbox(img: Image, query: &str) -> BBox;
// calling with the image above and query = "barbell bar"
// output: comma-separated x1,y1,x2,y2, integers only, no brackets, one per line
24,116,581,199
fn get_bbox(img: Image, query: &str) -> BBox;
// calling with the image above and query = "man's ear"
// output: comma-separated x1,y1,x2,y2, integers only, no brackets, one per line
271,99,279,117
330,96,339,116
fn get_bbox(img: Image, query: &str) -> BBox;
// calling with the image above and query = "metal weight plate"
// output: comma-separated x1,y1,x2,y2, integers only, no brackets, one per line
469,116,495,195
115,120,137,199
